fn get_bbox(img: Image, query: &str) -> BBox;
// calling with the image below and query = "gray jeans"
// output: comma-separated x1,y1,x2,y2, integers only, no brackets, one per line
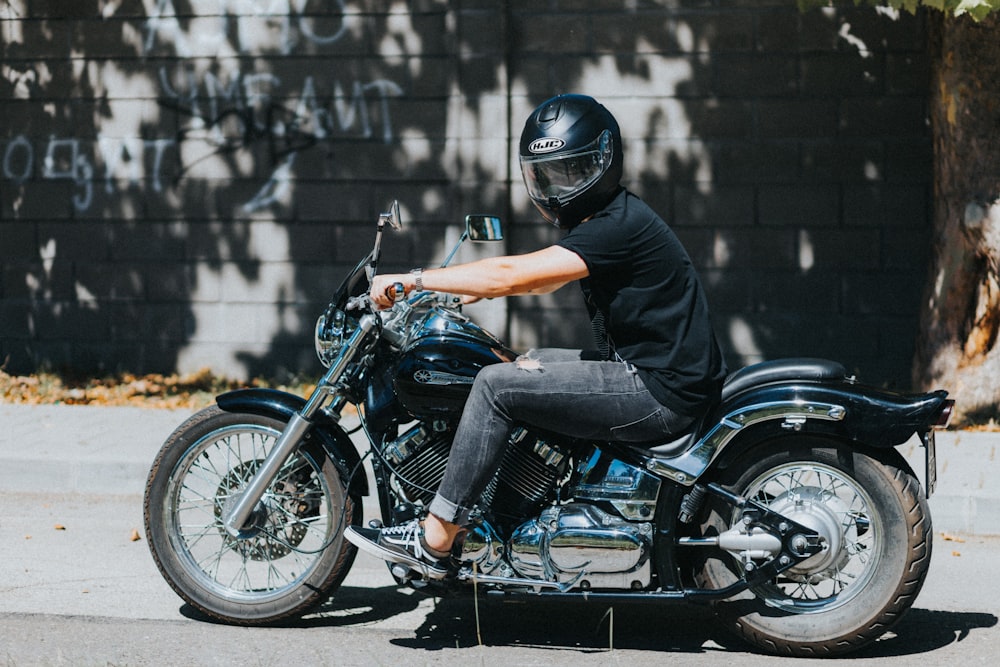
427,348,692,525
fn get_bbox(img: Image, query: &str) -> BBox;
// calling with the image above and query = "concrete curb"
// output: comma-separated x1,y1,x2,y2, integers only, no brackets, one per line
901,429,1000,536
0,404,184,497
1,404,996,535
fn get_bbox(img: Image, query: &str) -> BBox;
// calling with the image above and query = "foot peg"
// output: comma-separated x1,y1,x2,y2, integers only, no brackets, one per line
390,562,414,581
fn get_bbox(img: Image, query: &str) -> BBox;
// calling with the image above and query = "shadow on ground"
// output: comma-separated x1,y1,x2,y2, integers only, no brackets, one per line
182,584,998,657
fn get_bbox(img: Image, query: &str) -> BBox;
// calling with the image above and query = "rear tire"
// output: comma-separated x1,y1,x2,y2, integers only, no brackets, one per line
144,406,360,624
696,437,932,656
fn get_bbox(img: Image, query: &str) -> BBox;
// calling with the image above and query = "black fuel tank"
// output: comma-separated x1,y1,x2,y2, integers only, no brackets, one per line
393,307,516,418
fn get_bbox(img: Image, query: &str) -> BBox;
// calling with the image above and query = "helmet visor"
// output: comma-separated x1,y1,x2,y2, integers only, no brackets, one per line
520,130,612,206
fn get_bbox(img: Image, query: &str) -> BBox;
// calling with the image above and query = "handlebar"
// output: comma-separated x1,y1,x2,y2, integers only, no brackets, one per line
347,287,460,316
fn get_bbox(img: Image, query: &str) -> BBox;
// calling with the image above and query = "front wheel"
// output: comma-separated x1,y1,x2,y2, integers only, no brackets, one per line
696,437,932,656
144,406,360,624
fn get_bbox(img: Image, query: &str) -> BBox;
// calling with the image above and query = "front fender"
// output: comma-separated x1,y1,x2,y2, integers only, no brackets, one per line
216,388,368,496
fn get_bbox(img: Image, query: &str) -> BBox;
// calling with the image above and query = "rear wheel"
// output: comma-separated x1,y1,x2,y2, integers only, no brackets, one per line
144,406,360,624
697,437,932,656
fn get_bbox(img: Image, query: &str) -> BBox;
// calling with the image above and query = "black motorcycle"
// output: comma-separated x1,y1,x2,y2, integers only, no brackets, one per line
144,202,954,656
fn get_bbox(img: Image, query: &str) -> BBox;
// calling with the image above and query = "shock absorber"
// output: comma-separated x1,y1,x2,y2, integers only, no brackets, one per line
678,483,707,524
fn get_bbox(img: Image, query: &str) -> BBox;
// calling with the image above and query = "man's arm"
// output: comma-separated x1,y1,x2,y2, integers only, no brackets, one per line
369,245,588,309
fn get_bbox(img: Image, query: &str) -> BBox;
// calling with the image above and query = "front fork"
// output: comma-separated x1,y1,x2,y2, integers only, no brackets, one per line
221,313,378,538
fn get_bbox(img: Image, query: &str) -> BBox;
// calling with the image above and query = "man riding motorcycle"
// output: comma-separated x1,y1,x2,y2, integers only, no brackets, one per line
346,93,728,577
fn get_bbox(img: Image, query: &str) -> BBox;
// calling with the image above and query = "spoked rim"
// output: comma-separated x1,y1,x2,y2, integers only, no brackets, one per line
735,462,881,614
164,424,344,602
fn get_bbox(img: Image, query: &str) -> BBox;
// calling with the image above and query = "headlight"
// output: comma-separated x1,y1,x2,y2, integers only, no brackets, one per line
314,308,347,367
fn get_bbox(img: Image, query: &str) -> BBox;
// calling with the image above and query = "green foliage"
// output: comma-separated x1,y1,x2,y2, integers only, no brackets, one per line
798,0,1000,21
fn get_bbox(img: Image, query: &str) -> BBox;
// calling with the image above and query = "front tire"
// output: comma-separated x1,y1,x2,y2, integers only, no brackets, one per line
697,437,932,656
144,406,360,624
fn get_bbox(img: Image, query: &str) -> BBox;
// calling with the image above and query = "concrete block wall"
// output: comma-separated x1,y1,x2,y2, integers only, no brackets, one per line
1,1,931,387
505,0,932,386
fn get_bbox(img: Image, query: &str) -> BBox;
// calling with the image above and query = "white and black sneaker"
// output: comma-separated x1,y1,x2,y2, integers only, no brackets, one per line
345,519,451,580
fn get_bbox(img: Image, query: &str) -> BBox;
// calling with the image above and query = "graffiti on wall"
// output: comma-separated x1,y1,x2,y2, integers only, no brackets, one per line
2,0,404,213
2,134,176,212
143,0,351,58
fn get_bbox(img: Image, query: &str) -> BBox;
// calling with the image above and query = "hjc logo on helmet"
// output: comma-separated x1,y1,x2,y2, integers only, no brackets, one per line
528,137,565,154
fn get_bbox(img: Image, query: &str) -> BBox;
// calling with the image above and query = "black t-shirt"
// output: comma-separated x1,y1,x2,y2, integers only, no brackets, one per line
557,189,727,418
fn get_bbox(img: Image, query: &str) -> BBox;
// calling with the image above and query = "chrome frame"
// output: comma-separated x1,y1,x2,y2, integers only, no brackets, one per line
645,400,847,485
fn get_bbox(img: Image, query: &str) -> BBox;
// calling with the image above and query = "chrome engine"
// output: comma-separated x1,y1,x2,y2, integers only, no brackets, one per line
509,503,652,588
381,423,661,590
382,424,566,519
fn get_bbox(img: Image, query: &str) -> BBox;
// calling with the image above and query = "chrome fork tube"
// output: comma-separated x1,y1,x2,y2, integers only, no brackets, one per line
222,313,377,538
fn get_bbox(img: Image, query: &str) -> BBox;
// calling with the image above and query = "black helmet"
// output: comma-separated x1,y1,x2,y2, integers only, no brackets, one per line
519,94,623,228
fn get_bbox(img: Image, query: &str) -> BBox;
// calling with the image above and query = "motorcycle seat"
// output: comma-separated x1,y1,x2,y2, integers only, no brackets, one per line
638,358,846,459
721,357,846,401
639,413,704,458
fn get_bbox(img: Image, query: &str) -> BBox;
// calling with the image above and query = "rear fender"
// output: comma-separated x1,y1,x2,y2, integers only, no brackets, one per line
721,382,949,446
216,388,368,496
645,382,949,486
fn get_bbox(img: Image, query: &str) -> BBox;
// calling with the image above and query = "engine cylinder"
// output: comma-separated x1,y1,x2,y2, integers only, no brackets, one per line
382,424,451,507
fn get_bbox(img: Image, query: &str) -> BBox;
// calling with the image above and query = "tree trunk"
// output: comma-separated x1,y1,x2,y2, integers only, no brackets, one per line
914,13,1000,423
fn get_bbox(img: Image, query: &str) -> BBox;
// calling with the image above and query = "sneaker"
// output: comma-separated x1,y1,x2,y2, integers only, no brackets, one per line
345,519,451,580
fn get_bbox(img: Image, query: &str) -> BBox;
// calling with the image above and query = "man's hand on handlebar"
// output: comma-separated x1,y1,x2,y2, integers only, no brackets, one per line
369,274,412,310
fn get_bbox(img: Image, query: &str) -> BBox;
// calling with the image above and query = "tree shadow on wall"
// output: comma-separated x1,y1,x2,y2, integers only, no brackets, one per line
503,4,931,387
1,1,930,389
0,0,250,375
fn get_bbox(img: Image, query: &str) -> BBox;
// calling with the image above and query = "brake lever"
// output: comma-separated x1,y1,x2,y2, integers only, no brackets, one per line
346,294,371,311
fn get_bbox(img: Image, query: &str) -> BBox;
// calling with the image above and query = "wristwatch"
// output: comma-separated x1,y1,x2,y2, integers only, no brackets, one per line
410,268,424,292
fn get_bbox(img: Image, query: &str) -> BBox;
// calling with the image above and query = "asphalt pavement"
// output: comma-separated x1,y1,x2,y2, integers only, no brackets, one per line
0,402,998,665
0,402,997,536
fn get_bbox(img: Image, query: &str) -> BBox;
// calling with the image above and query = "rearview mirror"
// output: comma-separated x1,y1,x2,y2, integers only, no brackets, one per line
466,215,503,242
379,200,402,230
